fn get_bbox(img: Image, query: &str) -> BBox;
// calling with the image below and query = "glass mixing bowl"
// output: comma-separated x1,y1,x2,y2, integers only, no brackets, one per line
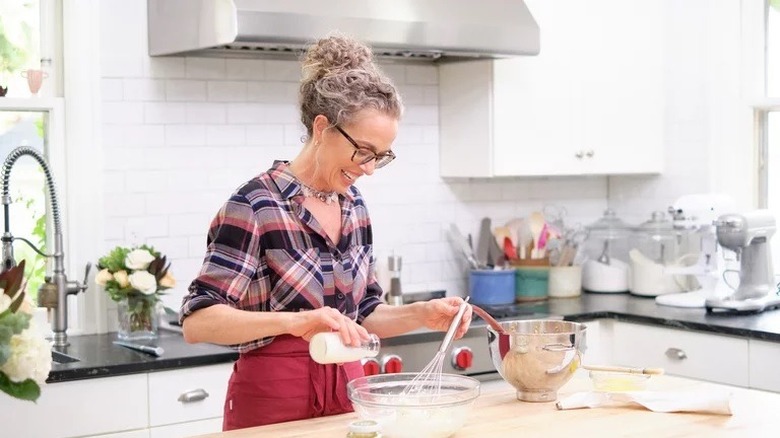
347,373,480,438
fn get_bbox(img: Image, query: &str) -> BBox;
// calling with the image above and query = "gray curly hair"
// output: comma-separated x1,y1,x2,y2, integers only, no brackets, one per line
299,33,404,136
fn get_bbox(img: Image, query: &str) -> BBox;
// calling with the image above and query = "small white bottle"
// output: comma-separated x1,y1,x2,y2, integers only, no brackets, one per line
309,332,380,364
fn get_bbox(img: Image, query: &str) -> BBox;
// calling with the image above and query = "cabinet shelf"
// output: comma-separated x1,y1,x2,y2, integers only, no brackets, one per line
0,97,63,111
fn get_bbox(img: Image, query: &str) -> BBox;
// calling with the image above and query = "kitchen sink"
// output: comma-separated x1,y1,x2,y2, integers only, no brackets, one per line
51,350,79,364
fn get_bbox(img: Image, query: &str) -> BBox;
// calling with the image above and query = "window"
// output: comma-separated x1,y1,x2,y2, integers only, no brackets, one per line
757,2,780,271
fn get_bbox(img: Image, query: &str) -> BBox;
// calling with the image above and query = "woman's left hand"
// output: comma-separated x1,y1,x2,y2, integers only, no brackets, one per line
421,297,472,339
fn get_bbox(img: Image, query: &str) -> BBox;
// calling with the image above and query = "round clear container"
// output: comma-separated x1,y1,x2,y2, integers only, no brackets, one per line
581,209,633,293
589,371,650,392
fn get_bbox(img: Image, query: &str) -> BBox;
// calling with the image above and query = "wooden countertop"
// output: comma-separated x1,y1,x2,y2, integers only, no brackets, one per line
196,371,779,437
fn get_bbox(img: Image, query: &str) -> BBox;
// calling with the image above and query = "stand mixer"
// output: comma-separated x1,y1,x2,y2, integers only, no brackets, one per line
704,210,780,313
655,194,735,308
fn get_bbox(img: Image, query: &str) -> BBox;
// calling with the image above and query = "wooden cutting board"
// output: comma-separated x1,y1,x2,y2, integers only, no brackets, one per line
197,371,780,437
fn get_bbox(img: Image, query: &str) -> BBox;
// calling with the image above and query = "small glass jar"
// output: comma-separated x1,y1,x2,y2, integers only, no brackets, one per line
347,419,382,437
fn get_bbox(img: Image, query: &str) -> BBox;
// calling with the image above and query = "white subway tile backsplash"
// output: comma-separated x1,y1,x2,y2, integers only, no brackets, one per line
104,193,146,217
264,60,300,81
264,104,300,124
247,82,300,103
102,102,144,124
144,102,186,124
166,80,207,102
123,79,165,101
125,125,166,147
125,170,168,193
405,65,438,85
101,79,123,101
145,57,186,79
377,64,406,84
206,125,246,146
227,103,266,124
227,59,265,80
185,58,227,79
401,106,438,125
145,236,190,259
246,125,286,145
165,125,206,146
207,81,248,102
283,124,307,146
186,103,228,124
124,215,170,239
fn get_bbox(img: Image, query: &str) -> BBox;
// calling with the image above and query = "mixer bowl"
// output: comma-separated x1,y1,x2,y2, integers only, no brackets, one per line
347,373,480,438
487,319,587,402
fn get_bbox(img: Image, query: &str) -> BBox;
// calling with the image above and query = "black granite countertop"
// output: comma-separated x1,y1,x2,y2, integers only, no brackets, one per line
548,293,780,342
48,293,780,384
48,329,238,383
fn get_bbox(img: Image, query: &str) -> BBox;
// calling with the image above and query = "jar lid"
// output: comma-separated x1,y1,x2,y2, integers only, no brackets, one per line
349,419,381,434
636,211,675,235
586,209,633,238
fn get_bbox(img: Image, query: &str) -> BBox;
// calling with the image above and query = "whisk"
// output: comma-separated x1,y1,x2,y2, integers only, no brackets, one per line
402,297,471,396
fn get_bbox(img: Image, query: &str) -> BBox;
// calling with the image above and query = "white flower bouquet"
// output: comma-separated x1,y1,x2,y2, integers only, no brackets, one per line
0,260,52,402
96,245,175,334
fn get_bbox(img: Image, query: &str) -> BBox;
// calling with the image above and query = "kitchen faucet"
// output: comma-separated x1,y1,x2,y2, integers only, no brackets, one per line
1,146,90,347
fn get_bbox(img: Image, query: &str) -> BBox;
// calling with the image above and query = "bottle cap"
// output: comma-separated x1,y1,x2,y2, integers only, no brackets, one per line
349,419,381,434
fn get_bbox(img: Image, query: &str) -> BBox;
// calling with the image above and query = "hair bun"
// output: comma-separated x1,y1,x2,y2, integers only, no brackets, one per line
302,33,375,80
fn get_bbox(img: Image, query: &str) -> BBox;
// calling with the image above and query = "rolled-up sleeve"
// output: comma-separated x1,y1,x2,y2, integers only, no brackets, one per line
180,193,261,323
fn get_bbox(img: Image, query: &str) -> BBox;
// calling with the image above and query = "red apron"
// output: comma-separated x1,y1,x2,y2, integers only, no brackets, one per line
223,334,364,431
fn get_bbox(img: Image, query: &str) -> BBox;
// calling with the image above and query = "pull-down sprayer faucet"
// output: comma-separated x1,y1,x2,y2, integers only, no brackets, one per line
1,146,90,347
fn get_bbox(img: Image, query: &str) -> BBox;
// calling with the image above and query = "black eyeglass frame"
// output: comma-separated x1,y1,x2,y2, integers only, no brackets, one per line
334,125,396,168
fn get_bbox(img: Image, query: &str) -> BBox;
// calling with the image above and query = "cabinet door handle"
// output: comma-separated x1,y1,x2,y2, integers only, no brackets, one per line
665,347,687,360
575,150,584,159
586,149,594,158
178,388,209,403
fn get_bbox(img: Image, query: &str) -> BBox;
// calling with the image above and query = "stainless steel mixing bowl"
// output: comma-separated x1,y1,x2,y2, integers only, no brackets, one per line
487,319,587,402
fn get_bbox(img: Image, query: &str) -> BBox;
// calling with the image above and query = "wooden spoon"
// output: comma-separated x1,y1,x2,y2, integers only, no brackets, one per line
528,211,545,259
471,304,507,334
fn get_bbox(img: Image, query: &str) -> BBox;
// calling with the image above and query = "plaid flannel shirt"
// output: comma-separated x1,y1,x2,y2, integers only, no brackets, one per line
181,161,384,353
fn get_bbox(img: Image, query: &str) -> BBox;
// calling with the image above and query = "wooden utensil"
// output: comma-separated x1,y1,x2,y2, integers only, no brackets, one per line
583,365,665,375
528,212,545,259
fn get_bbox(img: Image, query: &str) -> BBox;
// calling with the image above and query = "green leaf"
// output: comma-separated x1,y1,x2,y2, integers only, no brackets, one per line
0,373,41,402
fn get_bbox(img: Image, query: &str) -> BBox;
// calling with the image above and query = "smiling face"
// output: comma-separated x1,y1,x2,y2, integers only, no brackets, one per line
311,109,398,193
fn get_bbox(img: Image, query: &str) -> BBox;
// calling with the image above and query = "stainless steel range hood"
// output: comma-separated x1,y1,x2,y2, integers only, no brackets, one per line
147,0,539,61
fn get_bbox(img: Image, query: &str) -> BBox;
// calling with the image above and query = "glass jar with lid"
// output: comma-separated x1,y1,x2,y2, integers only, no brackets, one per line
628,211,696,296
581,209,633,293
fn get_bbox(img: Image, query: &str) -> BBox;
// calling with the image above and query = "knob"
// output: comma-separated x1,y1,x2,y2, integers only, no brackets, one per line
575,150,584,159
381,354,403,374
451,347,473,371
586,149,594,158
361,358,380,376
665,347,687,360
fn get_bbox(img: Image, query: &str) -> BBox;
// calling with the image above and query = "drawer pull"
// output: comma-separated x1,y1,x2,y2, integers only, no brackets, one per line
665,348,687,360
178,388,209,403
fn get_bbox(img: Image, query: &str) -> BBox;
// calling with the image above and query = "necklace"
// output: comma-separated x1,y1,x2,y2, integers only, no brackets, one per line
299,181,338,205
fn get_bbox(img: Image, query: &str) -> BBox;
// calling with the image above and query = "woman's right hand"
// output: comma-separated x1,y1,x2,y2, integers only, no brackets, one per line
289,307,370,347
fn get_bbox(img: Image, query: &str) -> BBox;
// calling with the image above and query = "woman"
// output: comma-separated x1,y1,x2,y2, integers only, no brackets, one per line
180,33,472,431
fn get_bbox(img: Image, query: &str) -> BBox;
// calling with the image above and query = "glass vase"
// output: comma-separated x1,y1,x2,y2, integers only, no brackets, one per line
116,295,159,340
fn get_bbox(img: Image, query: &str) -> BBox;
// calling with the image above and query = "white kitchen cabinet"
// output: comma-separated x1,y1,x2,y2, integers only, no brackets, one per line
0,374,148,438
147,363,232,428
748,339,780,392
579,319,613,365
611,321,749,387
439,0,664,177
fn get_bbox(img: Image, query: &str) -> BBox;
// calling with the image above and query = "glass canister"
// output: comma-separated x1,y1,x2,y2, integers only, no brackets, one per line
628,211,695,296
581,209,633,293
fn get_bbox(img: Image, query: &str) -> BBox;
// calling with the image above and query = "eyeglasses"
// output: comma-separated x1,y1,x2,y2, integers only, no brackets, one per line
335,126,396,169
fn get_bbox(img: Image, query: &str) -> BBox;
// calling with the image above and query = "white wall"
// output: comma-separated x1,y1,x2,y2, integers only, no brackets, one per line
90,0,747,321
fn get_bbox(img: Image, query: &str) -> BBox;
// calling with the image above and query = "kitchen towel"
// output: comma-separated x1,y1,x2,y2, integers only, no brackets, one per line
556,390,733,415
